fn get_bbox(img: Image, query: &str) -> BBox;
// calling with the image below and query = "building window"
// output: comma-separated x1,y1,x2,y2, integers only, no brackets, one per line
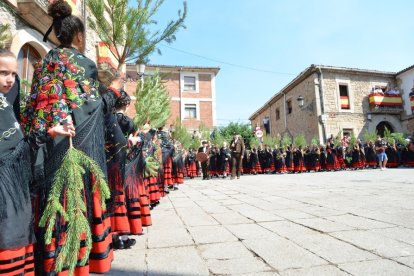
339,84,350,110
183,76,196,91
276,108,280,120
17,43,41,97
286,100,292,114
184,104,197,119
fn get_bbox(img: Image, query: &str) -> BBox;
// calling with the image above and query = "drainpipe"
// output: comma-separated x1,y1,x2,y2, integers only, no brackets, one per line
316,66,327,144
179,68,183,123
283,92,287,131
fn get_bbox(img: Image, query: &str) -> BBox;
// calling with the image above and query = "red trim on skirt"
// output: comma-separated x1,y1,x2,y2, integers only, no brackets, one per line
0,244,34,276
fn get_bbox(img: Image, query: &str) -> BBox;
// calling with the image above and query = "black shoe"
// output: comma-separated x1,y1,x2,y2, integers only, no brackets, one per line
113,239,125,250
173,186,179,190
123,238,136,249
164,189,170,194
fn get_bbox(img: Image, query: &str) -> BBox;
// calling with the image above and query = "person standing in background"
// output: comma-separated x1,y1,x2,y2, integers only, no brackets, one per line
230,132,245,179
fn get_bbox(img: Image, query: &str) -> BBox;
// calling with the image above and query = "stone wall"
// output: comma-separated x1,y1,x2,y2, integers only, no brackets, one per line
322,71,397,138
251,73,320,144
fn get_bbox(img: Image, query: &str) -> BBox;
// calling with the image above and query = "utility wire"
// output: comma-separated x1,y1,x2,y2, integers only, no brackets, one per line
160,44,296,76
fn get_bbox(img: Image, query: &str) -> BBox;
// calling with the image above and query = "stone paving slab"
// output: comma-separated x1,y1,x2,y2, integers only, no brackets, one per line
272,209,316,220
279,265,349,276
212,211,255,225
393,256,414,268
243,236,328,271
147,227,194,249
225,223,277,240
206,257,272,275
188,225,238,244
147,246,209,276
325,214,396,230
338,259,414,276
288,232,379,264
331,230,414,258
292,217,355,233
198,241,256,260
369,227,414,246
259,220,320,239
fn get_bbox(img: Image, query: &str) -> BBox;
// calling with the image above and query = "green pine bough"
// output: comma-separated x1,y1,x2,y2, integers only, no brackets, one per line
134,71,171,129
145,156,160,177
39,138,110,275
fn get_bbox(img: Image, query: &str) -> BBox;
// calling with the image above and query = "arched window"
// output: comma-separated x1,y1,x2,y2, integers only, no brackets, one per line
17,43,41,98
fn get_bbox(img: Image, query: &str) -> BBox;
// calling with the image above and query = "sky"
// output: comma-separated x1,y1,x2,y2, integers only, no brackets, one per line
147,0,414,126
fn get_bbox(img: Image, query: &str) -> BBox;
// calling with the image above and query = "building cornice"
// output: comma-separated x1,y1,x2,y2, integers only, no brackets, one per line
126,63,220,74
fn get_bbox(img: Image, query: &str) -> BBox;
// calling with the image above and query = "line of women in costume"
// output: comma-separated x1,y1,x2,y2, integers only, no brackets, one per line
210,141,414,178
0,1,187,275
181,138,414,180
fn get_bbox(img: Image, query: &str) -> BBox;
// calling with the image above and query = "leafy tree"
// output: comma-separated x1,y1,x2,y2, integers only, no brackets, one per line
262,135,280,148
249,137,260,149
281,133,292,148
171,118,192,149
134,71,170,128
87,0,187,68
311,136,320,147
218,122,254,148
210,127,230,147
293,134,306,148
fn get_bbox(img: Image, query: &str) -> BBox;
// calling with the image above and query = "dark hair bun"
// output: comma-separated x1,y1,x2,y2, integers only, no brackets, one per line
48,0,72,19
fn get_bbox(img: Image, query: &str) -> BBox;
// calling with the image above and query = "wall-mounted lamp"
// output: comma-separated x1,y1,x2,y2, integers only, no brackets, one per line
297,95,304,108
367,114,372,121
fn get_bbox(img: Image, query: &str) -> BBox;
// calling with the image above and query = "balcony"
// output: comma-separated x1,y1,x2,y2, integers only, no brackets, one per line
368,93,403,114
411,95,414,112
17,0,59,44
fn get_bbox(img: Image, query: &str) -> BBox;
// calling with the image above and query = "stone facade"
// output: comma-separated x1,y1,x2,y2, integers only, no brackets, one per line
125,64,220,131
1,0,107,75
250,64,412,145
396,66,414,135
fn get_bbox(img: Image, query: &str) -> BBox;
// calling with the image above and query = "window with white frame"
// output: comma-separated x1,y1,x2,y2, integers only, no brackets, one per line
183,76,196,91
184,104,197,119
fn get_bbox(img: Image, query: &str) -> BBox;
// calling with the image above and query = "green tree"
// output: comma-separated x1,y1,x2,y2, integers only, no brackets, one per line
293,133,307,148
134,71,170,128
171,118,192,149
210,127,229,147
218,122,254,149
87,0,187,68
281,133,292,148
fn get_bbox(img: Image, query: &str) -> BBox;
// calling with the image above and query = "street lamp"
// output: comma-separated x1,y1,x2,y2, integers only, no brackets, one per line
297,95,304,108
136,63,146,85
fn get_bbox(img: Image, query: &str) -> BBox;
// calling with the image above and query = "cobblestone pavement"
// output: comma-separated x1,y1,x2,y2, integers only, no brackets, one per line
105,168,414,276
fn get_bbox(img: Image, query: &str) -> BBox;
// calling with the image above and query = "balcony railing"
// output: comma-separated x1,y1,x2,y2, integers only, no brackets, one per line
368,93,403,114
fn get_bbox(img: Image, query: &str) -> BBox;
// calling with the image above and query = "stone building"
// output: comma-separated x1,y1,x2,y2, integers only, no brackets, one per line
249,64,413,144
396,65,414,134
124,64,220,131
1,0,115,92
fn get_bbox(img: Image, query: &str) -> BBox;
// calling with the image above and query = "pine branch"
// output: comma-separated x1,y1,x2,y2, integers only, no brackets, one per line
39,140,110,275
